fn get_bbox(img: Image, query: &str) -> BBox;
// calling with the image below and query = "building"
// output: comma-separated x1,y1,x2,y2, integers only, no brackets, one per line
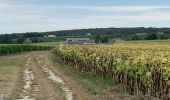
44,35,56,38
66,38,95,45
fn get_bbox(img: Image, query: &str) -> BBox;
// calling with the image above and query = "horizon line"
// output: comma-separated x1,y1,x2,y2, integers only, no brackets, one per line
1,26,170,34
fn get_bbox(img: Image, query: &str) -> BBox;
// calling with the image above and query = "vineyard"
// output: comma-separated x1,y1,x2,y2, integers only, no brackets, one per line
54,42,170,99
0,44,53,55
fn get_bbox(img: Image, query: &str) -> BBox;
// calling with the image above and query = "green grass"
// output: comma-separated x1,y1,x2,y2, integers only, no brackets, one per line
0,53,30,99
34,39,170,47
55,62,116,87
124,39,170,44
34,42,61,46
0,54,24,76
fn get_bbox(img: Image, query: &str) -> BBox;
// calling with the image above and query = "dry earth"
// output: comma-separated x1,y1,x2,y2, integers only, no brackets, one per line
13,51,86,100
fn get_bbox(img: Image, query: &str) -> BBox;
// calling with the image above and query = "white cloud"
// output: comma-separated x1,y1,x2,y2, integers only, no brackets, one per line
60,6,170,12
0,0,38,3
0,1,170,33
1,3,170,11
27,5,170,12
88,11,170,21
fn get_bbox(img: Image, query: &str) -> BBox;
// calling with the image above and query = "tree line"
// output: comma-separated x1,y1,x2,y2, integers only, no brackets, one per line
0,27,170,44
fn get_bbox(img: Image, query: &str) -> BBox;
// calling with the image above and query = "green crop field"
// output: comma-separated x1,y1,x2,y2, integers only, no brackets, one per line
0,44,53,55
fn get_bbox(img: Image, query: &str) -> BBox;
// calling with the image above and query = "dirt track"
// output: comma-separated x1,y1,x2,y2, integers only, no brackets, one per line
15,51,86,100
0,51,138,100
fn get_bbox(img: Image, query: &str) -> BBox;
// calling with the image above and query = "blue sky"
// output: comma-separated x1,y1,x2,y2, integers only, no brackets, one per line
0,0,170,34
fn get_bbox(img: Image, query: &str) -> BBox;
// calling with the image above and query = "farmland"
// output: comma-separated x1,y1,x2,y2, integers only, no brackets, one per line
1,0,170,99
54,40,170,99
0,44,53,55
0,40,170,100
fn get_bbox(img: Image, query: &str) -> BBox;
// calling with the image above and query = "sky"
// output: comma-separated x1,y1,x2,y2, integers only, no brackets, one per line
0,0,170,34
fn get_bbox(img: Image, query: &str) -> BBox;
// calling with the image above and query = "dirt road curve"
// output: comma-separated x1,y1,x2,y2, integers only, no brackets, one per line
16,52,85,100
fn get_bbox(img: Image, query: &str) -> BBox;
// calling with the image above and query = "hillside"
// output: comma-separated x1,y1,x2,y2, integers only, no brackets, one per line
0,27,170,44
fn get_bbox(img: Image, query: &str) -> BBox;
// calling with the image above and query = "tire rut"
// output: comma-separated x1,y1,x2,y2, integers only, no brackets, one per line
15,52,79,100
30,55,64,100
35,54,73,100
17,57,37,100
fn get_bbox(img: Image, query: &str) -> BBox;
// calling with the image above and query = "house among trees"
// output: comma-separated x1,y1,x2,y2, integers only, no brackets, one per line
44,35,56,38
66,38,95,45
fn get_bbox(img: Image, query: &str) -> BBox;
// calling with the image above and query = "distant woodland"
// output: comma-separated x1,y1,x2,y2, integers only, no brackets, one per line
0,27,170,44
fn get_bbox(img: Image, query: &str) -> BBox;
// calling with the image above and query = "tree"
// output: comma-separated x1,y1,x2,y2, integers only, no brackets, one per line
131,35,141,40
23,38,32,44
115,34,122,39
30,37,40,43
101,36,109,43
95,35,101,43
11,39,18,44
17,38,25,44
159,34,168,40
145,33,158,40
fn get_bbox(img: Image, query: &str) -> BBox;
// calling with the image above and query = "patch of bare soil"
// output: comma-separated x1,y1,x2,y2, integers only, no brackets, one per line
30,54,64,100
17,57,37,100
37,56,72,100
16,55,65,100
12,51,86,100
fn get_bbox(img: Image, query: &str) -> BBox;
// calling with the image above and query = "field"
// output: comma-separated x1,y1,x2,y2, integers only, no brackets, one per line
54,40,170,99
0,44,53,55
0,40,169,100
